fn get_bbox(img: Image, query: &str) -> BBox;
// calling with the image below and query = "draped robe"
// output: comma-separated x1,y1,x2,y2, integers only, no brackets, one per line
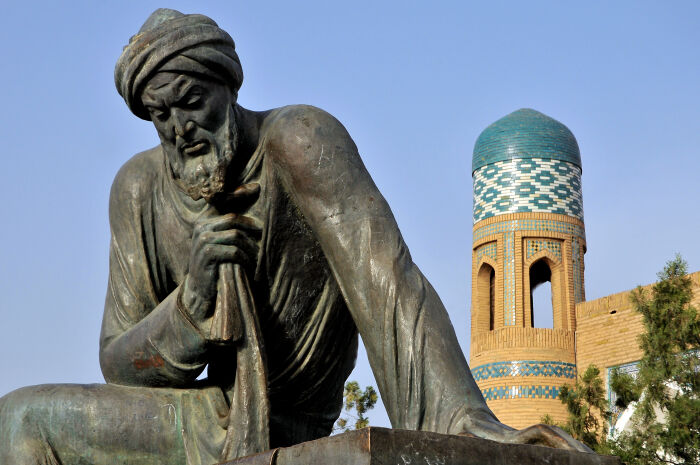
0,104,492,465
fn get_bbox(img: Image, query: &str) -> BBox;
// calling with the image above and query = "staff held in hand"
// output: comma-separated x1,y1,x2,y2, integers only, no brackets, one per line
180,183,262,345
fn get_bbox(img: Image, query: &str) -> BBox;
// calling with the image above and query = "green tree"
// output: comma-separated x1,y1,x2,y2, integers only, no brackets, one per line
609,255,700,465
334,381,378,432
548,364,610,451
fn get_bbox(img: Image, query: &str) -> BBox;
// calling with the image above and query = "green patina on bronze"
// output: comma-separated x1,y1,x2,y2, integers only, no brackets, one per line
0,9,594,464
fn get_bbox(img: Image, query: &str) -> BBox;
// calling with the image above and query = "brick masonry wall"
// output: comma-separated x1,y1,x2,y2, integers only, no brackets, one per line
471,272,700,429
574,271,700,413
487,398,569,429
470,211,585,429
470,327,575,429
471,212,586,335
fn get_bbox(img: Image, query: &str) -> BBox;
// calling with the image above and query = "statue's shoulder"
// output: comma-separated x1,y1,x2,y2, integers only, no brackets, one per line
109,146,163,208
260,105,357,163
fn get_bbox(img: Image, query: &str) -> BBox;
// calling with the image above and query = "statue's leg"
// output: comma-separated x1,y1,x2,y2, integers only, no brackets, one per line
0,383,192,465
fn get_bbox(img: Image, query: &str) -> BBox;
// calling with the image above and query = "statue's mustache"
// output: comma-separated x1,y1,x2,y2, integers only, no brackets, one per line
171,130,237,202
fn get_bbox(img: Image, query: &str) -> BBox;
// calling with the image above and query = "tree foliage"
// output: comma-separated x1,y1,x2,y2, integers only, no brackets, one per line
608,255,700,465
549,364,610,451
334,381,378,433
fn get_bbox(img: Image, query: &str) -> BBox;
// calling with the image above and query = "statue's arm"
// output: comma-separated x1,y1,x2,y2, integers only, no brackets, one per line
266,105,493,433
99,153,208,387
266,106,592,452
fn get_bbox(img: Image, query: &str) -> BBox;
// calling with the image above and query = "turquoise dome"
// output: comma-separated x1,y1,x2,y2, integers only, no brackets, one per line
472,109,581,174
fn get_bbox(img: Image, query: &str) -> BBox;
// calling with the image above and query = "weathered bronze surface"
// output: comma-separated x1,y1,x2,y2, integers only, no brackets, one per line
221,428,620,465
0,9,596,465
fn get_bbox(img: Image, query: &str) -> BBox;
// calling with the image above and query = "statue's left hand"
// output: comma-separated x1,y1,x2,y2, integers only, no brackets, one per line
458,409,593,453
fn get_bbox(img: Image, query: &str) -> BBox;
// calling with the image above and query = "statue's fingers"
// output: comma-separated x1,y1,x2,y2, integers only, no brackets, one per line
196,213,239,232
208,244,257,269
207,183,261,213
197,213,262,236
513,425,593,453
233,182,261,196
230,183,261,207
205,230,259,257
231,215,263,236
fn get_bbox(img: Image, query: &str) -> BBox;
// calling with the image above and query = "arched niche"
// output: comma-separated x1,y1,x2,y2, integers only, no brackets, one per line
525,256,567,330
475,261,497,332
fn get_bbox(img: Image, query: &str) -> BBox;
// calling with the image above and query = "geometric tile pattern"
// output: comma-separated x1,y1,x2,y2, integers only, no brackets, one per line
572,237,584,303
476,242,497,263
473,158,583,223
473,219,586,243
503,232,516,326
526,239,562,262
472,361,577,381
482,385,562,401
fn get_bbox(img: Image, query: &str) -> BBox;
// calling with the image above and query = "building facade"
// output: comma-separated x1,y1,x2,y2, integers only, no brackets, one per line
468,108,700,431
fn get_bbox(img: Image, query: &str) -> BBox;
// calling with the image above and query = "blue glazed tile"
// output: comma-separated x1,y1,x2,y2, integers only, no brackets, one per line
481,385,563,400
472,361,576,381
472,158,583,223
476,242,498,263
472,109,581,173
526,239,562,261
473,219,585,243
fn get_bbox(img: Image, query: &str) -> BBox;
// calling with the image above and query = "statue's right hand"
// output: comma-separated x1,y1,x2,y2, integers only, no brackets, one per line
181,212,262,324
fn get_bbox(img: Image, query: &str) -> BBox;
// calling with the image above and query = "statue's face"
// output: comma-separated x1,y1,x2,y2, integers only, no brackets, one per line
142,72,237,202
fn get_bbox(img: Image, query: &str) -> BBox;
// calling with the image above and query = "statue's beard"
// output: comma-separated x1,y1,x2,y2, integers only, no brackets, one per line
165,106,238,203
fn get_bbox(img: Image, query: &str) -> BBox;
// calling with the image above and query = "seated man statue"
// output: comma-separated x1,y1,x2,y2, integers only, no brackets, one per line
0,9,589,465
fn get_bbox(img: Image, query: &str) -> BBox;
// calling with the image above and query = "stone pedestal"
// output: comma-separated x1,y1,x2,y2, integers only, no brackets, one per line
219,427,620,465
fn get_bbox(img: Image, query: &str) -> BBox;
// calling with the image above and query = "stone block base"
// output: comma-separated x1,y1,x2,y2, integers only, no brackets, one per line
219,427,619,465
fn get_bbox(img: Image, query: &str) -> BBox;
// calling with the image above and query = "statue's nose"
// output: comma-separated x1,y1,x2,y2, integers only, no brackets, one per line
173,111,195,137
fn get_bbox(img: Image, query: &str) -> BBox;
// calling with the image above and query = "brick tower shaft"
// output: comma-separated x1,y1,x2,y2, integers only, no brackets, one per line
469,109,585,428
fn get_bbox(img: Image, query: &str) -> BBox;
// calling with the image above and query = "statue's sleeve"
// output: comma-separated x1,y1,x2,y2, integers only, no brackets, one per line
267,106,495,433
99,153,208,387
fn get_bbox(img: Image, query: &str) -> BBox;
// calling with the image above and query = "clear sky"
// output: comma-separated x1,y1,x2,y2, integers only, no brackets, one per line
0,1,698,429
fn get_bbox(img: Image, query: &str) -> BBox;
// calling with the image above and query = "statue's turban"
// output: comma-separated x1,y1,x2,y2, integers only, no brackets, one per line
115,9,243,121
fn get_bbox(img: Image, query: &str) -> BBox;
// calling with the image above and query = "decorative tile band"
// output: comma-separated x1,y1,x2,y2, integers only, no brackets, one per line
472,361,576,381
526,239,562,262
503,232,516,326
572,237,584,303
473,158,583,223
473,218,586,243
482,385,562,401
476,242,497,263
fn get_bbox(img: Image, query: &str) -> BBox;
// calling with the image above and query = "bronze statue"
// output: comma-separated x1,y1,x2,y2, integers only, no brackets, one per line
0,9,590,464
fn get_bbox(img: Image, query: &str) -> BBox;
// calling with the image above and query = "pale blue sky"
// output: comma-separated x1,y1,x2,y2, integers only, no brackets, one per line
0,1,698,428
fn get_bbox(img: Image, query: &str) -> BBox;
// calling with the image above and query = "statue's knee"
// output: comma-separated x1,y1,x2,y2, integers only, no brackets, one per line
0,386,46,437
0,387,59,465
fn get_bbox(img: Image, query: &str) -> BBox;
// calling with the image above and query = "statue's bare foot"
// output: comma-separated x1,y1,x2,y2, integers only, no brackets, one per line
457,409,593,453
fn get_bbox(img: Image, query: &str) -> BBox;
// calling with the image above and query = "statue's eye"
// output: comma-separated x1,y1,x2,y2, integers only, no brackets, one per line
148,107,167,121
183,89,203,108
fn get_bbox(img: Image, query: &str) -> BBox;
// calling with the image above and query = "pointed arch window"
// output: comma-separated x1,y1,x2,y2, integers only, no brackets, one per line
477,263,496,332
529,259,554,329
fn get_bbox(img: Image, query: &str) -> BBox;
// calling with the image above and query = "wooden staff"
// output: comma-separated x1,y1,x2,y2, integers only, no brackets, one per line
209,263,244,344
208,184,259,345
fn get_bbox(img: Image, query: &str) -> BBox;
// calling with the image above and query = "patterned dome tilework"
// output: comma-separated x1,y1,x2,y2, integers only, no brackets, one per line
472,108,581,173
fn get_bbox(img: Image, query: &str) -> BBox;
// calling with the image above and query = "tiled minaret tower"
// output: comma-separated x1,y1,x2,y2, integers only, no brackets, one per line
469,109,585,428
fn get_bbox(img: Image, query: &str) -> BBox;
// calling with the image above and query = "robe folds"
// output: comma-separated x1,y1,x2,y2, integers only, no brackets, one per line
0,105,492,465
